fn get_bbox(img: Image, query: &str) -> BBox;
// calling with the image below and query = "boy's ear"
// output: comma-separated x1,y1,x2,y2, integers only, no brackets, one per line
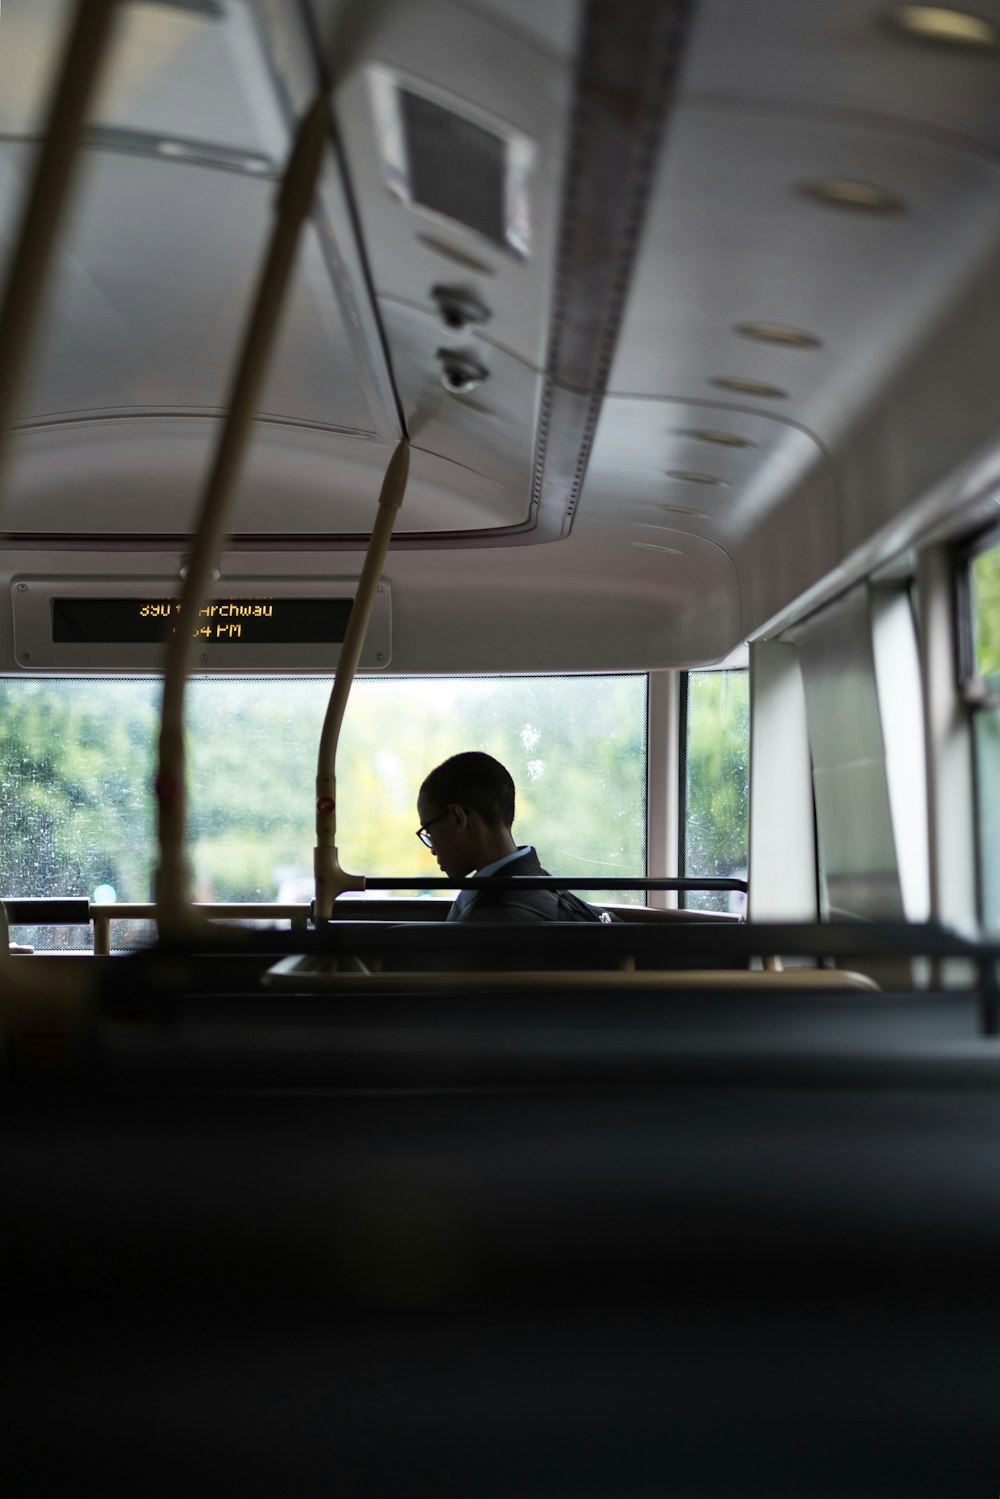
451,803,470,832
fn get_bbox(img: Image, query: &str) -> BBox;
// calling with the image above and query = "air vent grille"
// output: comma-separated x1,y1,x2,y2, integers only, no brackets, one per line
369,67,534,256
399,91,507,246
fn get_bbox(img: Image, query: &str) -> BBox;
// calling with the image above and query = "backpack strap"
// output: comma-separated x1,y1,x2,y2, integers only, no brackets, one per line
555,890,622,923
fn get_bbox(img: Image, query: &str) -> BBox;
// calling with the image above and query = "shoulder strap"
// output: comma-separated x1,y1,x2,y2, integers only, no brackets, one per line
555,890,622,923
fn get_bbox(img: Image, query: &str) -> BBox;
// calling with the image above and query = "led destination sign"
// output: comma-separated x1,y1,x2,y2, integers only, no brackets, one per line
52,597,354,645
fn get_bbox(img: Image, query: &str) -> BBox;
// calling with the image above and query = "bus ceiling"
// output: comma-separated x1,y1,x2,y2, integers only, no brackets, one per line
0,0,999,672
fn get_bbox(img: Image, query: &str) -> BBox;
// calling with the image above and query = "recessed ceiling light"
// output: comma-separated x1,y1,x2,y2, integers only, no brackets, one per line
665,470,729,486
710,377,788,398
797,178,906,213
889,5,998,47
632,542,685,554
680,429,757,449
735,321,821,348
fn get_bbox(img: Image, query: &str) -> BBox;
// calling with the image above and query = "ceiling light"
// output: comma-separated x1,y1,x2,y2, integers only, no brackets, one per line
665,470,729,486
889,5,998,47
632,542,685,554
656,504,709,516
680,429,757,449
735,321,821,348
797,178,906,213
710,377,787,398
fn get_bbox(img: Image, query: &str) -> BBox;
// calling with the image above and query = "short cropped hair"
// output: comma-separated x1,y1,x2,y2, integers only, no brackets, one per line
420,752,515,829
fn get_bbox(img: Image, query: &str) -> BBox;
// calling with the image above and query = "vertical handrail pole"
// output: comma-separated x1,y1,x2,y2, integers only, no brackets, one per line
0,0,120,502
154,96,330,937
313,439,409,920
0,1,117,1011
92,914,111,956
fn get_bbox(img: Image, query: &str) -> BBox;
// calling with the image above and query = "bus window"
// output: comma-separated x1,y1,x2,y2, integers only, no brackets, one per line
964,536,1000,930
682,667,749,914
0,672,647,946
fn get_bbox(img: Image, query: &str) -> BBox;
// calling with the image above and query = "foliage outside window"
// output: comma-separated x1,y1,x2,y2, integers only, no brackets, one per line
971,543,1000,685
0,674,646,947
967,536,1000,929
683,669,749,914
973,710,1000,931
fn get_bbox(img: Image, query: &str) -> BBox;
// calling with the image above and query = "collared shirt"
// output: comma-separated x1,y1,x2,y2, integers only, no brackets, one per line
450,845,533,918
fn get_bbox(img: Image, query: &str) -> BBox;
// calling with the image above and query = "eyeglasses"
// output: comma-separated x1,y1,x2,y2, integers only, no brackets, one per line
416,808,449,848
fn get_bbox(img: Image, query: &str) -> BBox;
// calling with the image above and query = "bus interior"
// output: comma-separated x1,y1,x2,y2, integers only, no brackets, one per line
2,1,1000,1492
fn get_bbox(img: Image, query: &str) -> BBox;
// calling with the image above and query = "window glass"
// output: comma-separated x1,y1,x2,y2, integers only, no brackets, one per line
683,669,749,913
974,708,1000,931
1,674,646,947
964,538,1000,927
970,542,1000,685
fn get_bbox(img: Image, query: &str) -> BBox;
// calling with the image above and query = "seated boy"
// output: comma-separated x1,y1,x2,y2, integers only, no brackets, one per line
417,751,611,923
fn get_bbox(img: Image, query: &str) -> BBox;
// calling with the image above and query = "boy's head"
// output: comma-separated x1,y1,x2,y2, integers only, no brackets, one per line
417,752,517,879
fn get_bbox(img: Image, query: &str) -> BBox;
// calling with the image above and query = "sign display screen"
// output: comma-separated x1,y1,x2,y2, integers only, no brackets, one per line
51,597,354,646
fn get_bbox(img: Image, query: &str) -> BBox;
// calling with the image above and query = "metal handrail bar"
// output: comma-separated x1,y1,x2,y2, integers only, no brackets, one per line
294,918,998,962
6,879,744,955
5,878,743,919
110,918,999,965
89,902,312,955
4,876,745,924
359,876,748,892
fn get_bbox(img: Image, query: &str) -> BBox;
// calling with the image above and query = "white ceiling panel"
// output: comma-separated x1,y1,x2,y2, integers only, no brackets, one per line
578,395,839,639
610,106,1000,437
2,421,528,537
682,0,1000,156
0,0,286,159
0,144,377,429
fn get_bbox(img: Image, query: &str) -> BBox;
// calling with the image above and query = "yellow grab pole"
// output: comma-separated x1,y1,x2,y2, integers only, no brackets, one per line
0,0,120,511
0,1,118,1014
314,439,409,920
154,96,330,938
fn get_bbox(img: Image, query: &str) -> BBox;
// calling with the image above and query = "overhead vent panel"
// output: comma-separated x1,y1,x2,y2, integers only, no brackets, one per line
401,91,506,245
370,68,534,256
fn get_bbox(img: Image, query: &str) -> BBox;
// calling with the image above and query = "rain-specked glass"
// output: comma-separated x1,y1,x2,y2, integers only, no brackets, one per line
683,669,749,914
1,673,647,948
